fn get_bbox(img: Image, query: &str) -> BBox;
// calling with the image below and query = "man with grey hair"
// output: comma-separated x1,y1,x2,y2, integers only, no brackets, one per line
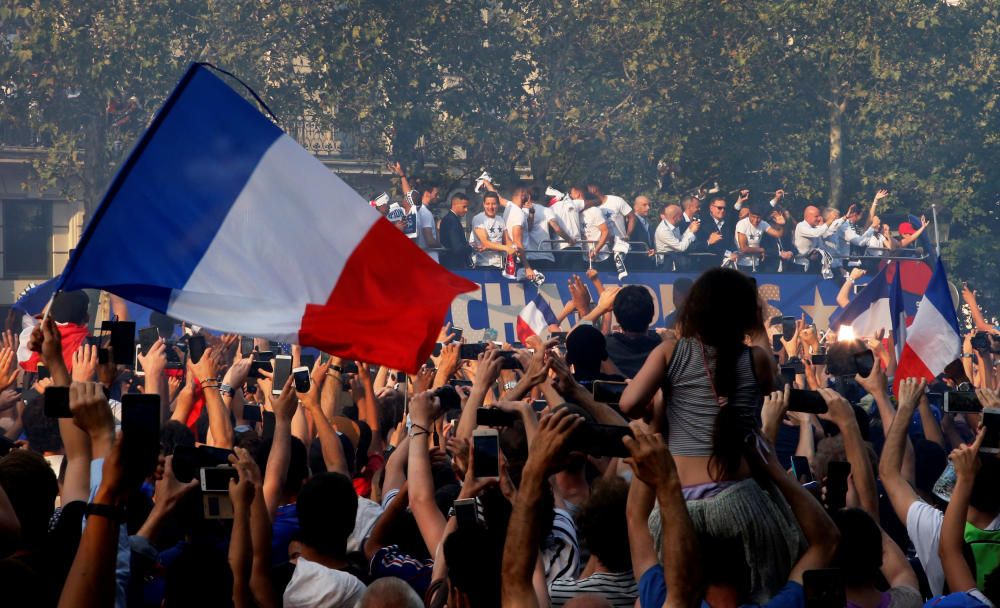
655,204,700,270
360,577,423,608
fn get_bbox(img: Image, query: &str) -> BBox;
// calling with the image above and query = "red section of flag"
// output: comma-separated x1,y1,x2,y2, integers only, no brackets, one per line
298,218,477,373
893,343,935,396
19,322,90,373
515,316,536,345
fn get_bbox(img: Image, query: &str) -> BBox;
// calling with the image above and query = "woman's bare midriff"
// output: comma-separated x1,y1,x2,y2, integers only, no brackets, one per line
673,454,751,488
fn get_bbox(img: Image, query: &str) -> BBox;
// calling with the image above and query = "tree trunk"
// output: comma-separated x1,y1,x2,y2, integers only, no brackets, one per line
82,110,108,222
827,100,846,210
529,155,549,190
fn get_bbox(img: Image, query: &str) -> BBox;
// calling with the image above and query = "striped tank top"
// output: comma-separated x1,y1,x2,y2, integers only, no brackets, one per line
662,337,761,456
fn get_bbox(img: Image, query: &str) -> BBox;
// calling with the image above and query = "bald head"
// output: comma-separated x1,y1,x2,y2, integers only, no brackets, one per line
360,577,422,608
803,205,823,227
663,204,682,224
633,195,651,217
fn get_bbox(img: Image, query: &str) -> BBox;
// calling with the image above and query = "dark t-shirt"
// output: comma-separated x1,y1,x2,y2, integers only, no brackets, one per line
606,332,661,378
639,566,805,608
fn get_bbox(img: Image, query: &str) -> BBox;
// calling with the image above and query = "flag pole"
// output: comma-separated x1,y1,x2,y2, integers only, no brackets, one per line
931,204,941,257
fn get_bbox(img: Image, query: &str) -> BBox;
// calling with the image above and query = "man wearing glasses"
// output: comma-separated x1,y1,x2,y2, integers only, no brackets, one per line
698,196,735,268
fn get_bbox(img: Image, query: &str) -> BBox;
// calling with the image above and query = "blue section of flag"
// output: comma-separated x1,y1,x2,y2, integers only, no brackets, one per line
924,257,961,336
59,64,283,312
890,261,906,349
829,264,890,330
533,291,559,326
11,276,60,316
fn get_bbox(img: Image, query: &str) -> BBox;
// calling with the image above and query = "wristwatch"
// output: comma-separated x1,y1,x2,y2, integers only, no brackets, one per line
219,383,235,398
331,365,343,374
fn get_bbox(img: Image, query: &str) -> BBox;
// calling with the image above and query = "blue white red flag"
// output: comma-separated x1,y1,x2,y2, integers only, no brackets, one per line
829,264,892,337
895,258,961,385
516,291,559,345
58,63,475,372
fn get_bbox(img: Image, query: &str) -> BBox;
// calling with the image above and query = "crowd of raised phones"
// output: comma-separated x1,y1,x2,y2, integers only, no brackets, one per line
380,164,931,281
0,225,997,607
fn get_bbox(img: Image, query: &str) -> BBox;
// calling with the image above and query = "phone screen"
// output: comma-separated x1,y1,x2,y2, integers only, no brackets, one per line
853,349,875,377
944,391,982,413
187,335,207,364
101,320,136,366
497,351,520,370
262,411,276,440
272,356,292,394
472,432,500,478
792,455,814,483
476,408,519,427
459,343,487,360
826,461,851,512
592,381,627,406
454,498,479,529
243,404,262,423
36,363,49,381
239,336,254,358
43,386,72,418
122,393,161,482
772,334,784,353
787,389,829,414
811,353,827,365
200,466,238,493
781,317,796,341
450,327,463,342
293,366,311,393
139,327,159,355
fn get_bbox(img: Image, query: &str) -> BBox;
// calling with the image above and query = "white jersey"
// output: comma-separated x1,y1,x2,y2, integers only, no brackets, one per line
526,205,555,263
469,212,505,268
600,195,632,240
549,199,584,249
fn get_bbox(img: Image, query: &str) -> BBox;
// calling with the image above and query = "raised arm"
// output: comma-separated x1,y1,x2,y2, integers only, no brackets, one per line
262,376,297,519
620,341,672,419
407,390,448,555
858,362,914,482
939,430,985,595
819,389,879,520
502,408,583,608
878,377,925,526
624,430,702,608
190,347,233,448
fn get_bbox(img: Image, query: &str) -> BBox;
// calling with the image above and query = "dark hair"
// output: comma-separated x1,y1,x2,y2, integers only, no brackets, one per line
587,182,605,195
149,312,179,337
583,191,601,206
613,285,655,333
913,439,948,495
163,544,234,607
971,457,1000,515
21,400,63,453
297,473,358,557
565,325,608,378
677,269,763,398
578,477,631,572
160,420,196,455
445,526,502,608
831,509,884,586
49,290,89,324
0,450,58,550
700,533,751,601
255,436,308,499
451,191,469,203
672,277,694,310
377,391,404,442
482,191,500,205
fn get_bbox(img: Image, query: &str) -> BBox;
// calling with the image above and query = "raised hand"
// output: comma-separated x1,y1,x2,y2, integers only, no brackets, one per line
71,344,99,383
189,346,222,383
270,376,297,423
1,329,17,352
409,389,441,429
873,189,889,202
895,377,926,412
817,388,854,428
154,455,199,511
623,428,677,487
949,429,985,482
855,355,889,396
70,381,115,446
474,349,503,390
0,348,19,392
568,275,592,315
524,407,583,476
137,339,166,381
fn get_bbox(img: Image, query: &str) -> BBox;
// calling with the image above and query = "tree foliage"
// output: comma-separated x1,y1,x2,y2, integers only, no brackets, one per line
0,0,998,308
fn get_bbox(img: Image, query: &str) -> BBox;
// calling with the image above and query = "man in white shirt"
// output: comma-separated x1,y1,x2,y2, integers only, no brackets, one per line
469,192,512,268
589,183,633,241
655,204,699,270
793,205,836,273
581,192,612,267
524,196,556,268
414,202,441,263
549,185,586,269
734,204,786,270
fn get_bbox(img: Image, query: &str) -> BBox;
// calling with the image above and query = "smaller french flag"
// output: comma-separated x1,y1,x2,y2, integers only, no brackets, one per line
516,292,559,345
829,263,893,337
895,258,961,385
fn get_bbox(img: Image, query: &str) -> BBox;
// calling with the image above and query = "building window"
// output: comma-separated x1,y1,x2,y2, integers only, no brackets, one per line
3,200,52,278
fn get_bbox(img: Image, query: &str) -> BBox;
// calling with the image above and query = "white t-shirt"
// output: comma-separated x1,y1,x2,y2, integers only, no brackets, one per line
735,217,771,267
549,199,585,249
526,205,556,263
283,557,367,608
505,203,528,246
600,195,632,240
470,212,506,268
906,500,1000,597
582,206,610,262
402,206,418,239
415,205,438,262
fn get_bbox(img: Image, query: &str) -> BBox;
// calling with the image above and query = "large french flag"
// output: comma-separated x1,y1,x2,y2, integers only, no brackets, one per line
516,291,559,345
58,64,475,372
829,263,893,337
895,258,961,384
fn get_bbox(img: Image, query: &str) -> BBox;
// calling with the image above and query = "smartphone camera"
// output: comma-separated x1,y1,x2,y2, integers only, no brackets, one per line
472,429,500,479
293,366,310,393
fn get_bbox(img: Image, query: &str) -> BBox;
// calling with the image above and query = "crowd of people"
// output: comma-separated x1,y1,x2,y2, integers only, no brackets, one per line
377,163,932,281
0,252,996,607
